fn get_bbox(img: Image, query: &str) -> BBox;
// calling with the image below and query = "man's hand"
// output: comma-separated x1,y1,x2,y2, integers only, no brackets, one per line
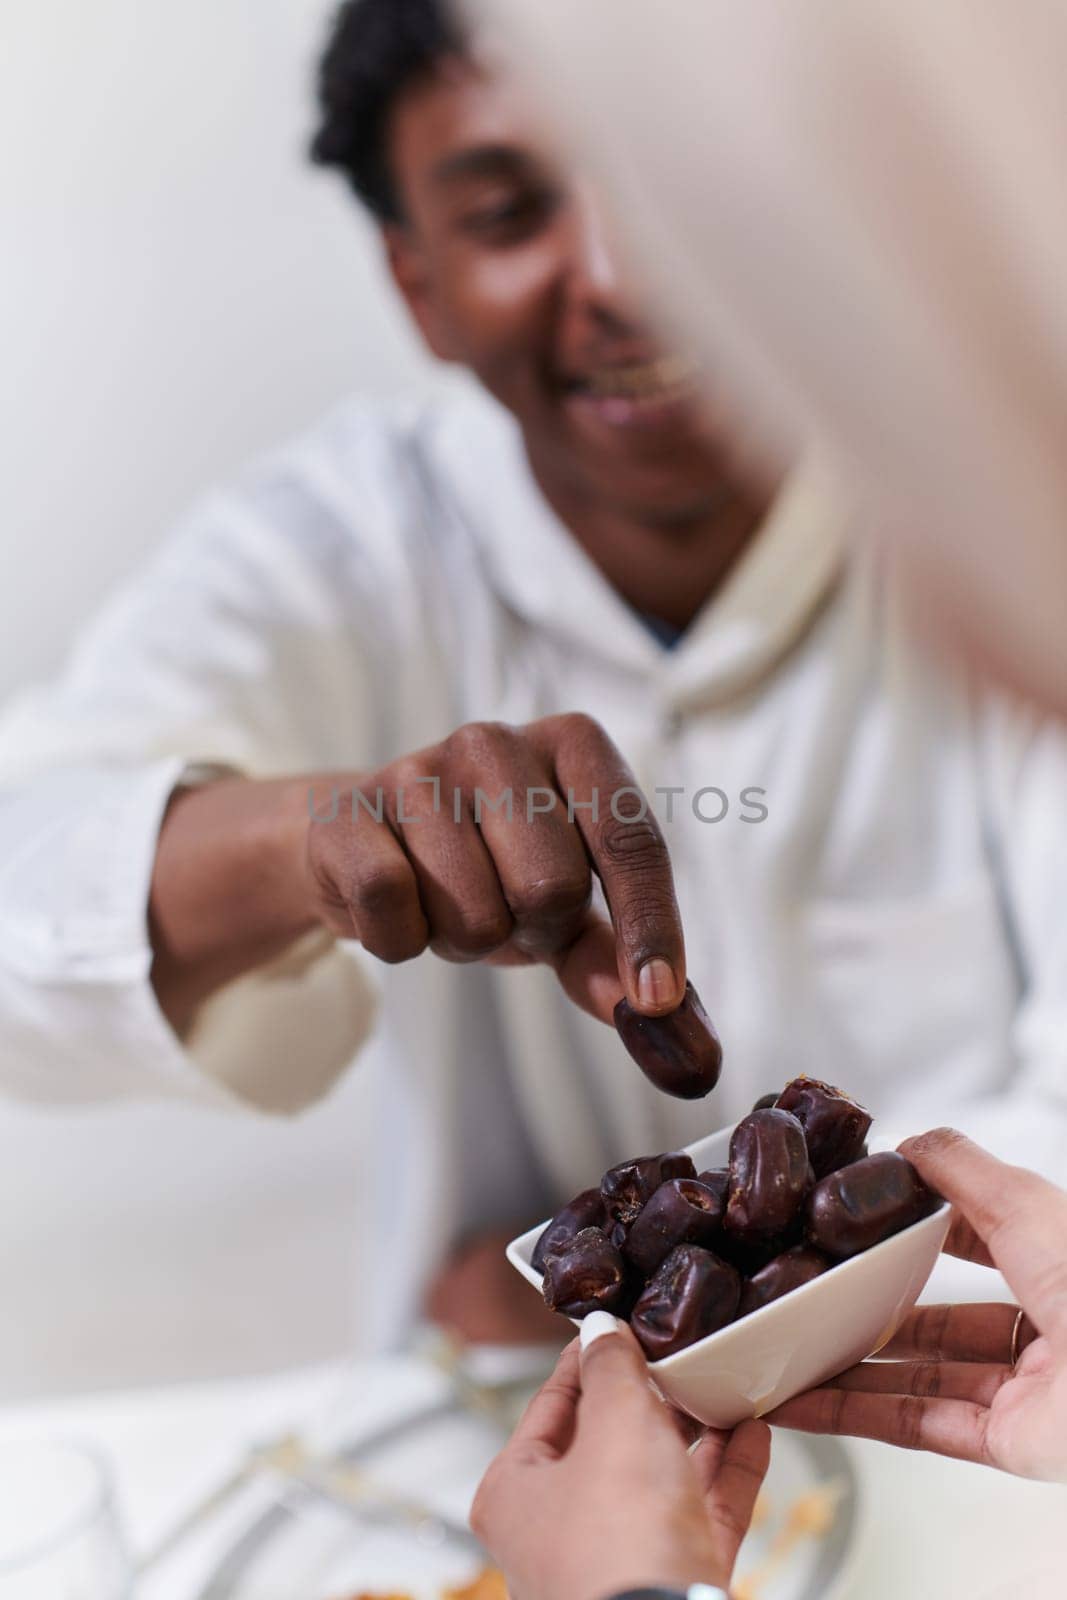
305,713,685,1023
150,713,686,1030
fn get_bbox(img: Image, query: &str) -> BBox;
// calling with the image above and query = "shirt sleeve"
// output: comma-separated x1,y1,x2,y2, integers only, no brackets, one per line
0,451,390,1113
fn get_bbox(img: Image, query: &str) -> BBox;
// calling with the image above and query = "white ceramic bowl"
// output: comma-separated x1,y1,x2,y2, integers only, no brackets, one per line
507,1123,950,1429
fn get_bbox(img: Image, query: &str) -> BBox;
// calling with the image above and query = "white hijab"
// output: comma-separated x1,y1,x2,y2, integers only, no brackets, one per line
473,0,1067,714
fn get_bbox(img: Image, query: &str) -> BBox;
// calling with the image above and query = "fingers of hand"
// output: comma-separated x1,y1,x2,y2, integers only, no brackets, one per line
944,1212,995,1268
547,911,626,1023
469,1347,582,1548
670,1407,710,1450
1015,1313,1043,1363
325,725,599,966
767,1386,993,1465
365,716,689,1014
444,725,593,958
386,738,519,963
535,714,687,1011
688,1428,733,1497
701,1419,772,1568
395,802,514,962
900,1130,1067,1349
577,1318,664,1436
880,1303,1023,1364
507,1341,583,1459
307,812,429,961
592,803,684,1008
830,1358,1011,1408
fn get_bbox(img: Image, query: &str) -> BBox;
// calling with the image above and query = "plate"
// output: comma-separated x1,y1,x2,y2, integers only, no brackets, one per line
194,1398,862,1600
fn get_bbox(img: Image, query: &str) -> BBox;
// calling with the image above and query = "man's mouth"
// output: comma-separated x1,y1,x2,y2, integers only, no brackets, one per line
559,352,700,425
568,354,698,403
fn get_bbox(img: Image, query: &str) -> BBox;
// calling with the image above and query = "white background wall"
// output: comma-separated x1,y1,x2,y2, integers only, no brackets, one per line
0,0,445,1398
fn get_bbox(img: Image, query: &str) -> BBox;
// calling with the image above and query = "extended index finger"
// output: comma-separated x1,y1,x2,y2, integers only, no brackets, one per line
533,714,686,1014
900,1129,1067,1349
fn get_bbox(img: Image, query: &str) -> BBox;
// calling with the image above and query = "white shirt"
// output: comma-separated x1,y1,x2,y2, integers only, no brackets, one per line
1,389,1065,1348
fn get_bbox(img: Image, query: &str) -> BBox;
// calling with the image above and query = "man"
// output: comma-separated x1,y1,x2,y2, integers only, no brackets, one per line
1,0,1065,1352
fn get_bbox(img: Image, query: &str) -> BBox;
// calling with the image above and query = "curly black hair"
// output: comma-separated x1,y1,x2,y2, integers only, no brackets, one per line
310,0,464,222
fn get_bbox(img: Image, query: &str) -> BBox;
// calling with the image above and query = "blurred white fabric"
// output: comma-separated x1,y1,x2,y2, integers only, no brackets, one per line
0,0,448,1400
476,0,1067,718
0,0,445,697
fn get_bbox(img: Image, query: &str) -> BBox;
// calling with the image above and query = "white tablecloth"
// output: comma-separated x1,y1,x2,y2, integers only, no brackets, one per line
1,1359,1065,1600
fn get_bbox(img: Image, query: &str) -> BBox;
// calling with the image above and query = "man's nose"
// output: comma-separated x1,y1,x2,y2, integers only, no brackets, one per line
564,184,642,329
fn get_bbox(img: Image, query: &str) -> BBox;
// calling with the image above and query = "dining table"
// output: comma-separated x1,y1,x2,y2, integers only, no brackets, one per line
1,1352,1065,1600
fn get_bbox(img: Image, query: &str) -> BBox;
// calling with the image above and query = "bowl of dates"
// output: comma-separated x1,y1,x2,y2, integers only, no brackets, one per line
507,1077,950,1428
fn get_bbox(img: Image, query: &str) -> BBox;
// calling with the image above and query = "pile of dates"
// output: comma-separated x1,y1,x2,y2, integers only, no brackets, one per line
534,1077,940,1360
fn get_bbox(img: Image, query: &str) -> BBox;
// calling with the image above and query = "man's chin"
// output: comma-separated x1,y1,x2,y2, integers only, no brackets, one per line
564,438,738,527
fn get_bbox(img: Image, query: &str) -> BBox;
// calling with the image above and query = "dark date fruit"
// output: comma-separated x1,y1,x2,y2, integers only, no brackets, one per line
660,1150,699,1183
609,1219,630,1251
752,1092,779,1112
696,1167,731,1208
776,1077,873,1179
624,1178,726,1277
542,1228,627,1317
631,1244,740,1360
601,1151,695,1224
807,1151,940,1259
601,1155,665,1223
725,1109,812,1244
715,1228,794,1279
737,1245,833,1317
532,1188,608,1273
531,1075,938,1351
613,982,723,1100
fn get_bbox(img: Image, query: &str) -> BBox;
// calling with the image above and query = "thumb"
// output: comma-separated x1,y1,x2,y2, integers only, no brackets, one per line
577,1312,664,1429
545,911,626,1024
901,1128,1067,1349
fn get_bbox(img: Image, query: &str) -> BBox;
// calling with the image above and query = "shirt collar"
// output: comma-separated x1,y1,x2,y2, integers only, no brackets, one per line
660,461,850,708
429,392,849,703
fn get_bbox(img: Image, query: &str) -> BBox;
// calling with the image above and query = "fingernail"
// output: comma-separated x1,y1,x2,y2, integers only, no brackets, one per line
580,1311,622,1351
637,958,677,1011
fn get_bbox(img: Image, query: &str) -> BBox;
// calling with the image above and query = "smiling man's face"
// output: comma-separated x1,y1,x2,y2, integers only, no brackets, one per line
383,56,737,528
